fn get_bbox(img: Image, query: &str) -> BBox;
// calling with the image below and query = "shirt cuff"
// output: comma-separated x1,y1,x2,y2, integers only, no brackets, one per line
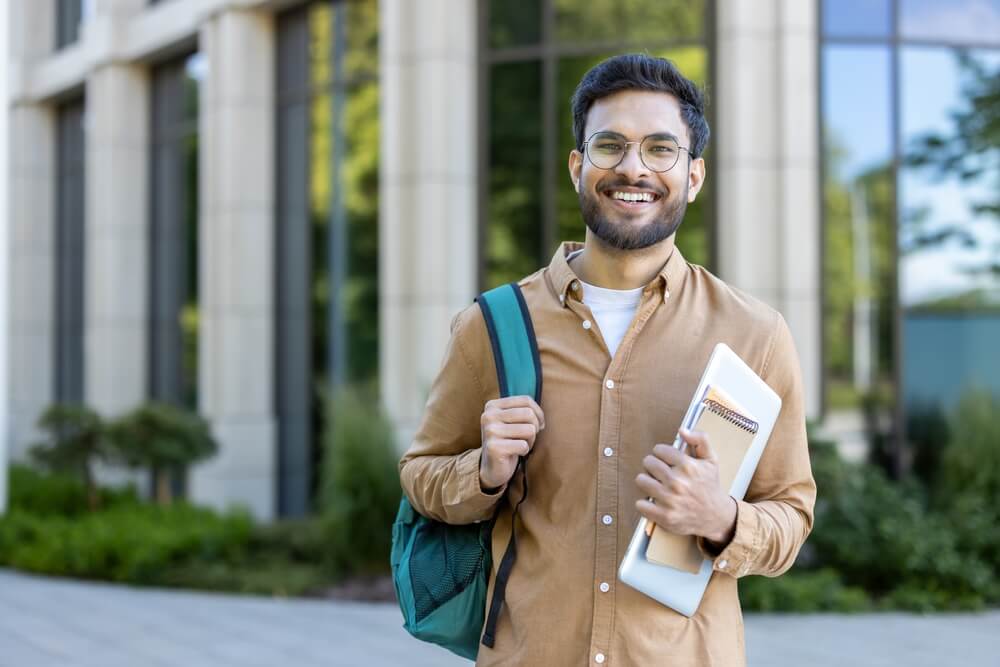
697,499,760,577
455,447,508,522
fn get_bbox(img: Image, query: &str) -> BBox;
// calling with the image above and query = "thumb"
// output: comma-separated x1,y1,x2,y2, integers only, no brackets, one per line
679,427,716,462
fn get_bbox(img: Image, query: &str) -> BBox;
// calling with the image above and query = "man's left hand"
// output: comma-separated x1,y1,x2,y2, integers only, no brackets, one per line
635,426,737,545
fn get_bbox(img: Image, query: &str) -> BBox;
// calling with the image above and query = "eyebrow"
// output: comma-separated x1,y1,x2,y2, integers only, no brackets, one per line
597,130,680,143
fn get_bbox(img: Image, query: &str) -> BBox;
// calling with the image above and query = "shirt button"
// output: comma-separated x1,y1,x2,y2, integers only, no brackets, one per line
605,379,615,389
602,514,613,525
582,320,592,330
600,582,610,593
572,280,580,291
603,447,613,457
665,289,671,299
718,559,728,570
595,653,606,664
559,294,565,304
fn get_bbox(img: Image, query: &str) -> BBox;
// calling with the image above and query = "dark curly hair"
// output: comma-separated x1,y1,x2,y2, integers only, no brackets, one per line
570,53,710,158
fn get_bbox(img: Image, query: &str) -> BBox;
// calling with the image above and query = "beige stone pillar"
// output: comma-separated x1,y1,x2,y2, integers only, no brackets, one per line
380,0,479,451
190,7,277,520
715,0,822,419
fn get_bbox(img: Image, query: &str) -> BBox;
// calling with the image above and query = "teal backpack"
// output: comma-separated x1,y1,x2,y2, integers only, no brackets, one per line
391,283,541,661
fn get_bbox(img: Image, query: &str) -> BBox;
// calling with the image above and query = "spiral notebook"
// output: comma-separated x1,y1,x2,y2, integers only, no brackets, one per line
643,389,759,573
618,343,782,617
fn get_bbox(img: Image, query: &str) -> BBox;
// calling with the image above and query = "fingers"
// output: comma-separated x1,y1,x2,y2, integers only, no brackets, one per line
642,451,676,486
496,406,542,432
650,442,684,467
679,427,716,462
487,395,545,429
490,439,530,457
485,421,538,443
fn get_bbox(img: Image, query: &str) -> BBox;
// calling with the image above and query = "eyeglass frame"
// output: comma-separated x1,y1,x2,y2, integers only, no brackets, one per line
579,130,692,173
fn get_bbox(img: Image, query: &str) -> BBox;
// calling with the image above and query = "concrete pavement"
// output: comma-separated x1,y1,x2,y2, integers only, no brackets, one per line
0,569,994,666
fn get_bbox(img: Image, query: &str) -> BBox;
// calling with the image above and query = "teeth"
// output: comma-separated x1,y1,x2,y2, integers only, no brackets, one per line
611,191,654,203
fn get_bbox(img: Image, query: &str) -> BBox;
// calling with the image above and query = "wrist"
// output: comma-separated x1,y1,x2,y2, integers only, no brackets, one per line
707,496,738,545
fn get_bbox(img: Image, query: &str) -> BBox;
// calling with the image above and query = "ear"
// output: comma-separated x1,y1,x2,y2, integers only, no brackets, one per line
568,149,583,193
687,156,706,203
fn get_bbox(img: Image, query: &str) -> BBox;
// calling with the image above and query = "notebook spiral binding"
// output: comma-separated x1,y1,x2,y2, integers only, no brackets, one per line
702,399,759,434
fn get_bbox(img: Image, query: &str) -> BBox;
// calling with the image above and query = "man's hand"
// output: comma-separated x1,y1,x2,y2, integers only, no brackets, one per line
479,396,545,491
635,426,737,544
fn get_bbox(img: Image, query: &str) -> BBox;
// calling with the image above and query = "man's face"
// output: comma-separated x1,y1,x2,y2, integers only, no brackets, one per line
568,90,706,251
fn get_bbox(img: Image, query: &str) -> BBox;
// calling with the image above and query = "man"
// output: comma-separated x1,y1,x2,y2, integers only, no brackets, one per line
398,54,815,666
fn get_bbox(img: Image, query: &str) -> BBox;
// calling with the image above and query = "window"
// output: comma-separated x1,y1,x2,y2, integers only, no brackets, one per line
276,0,379,516
55,100,86,403
150,53,202,410
821,0,1000,468
56,0,94,49
481,0,715,290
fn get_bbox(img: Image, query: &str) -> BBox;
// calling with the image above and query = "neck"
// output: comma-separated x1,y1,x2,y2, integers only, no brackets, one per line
569,231,676,290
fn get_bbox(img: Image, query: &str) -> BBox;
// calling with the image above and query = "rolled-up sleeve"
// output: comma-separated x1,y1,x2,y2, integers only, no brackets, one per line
698,312,817,577
398,304,508,525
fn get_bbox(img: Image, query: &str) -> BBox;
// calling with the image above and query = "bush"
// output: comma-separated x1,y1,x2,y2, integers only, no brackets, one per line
0,502,252,584
318,386,402,577
7,464,138,517
740,569,871,613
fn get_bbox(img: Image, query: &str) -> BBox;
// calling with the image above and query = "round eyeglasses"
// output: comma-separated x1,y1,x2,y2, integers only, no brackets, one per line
581,131,691,173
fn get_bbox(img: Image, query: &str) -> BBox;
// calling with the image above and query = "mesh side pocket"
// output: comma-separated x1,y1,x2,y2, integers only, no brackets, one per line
409,520,487,624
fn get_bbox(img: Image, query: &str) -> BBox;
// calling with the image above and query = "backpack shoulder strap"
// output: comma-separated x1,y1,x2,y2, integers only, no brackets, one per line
474,282,541,650
475,282,542,403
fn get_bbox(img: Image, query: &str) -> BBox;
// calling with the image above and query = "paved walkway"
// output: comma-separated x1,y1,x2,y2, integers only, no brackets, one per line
0,568,996,666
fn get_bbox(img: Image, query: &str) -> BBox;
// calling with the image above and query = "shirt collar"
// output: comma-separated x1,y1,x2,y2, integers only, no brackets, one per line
546,241,687,307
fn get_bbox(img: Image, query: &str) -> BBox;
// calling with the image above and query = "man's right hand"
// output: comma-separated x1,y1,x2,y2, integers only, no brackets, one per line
479,395,545,492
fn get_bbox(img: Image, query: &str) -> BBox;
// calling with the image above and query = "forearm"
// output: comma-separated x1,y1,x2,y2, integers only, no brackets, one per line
399,447,507,525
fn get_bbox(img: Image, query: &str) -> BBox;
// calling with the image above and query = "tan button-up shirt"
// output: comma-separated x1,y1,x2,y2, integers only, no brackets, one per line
399,242,816,666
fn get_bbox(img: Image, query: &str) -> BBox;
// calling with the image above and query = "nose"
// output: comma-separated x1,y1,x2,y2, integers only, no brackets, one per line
613,142,650,182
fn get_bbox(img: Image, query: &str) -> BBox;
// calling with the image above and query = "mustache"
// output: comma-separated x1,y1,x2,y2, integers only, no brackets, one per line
596,178,665,197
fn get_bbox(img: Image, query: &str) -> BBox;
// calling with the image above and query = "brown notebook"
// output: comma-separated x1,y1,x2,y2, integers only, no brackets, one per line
644,396,759,573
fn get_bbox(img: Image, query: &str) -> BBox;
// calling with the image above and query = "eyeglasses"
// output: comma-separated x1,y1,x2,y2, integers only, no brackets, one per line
581,131,691,173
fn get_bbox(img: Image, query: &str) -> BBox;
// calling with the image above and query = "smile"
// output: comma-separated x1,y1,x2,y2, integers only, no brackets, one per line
602,188,662,208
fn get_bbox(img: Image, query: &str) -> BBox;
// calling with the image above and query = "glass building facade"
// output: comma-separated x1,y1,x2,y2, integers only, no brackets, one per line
821,0,1000,469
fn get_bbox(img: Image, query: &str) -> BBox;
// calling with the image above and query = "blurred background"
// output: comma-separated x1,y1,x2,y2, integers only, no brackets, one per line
1,0,999,617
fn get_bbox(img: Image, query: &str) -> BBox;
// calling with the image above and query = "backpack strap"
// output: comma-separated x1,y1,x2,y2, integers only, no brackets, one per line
474,283,541,650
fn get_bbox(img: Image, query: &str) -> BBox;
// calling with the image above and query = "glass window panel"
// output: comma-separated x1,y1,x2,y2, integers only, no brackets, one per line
489,0,542,49
55,100,86,403
822,0,891,39
899,48,1000,416
900,0,1000,45
554,0,704,45
486,61,544,288
821,46,896,412
555,49,711,267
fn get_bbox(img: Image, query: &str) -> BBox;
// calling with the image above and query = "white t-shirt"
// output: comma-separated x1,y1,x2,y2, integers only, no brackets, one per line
567,249,644,359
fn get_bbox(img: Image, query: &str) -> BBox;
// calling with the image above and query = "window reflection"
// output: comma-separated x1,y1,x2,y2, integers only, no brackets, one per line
900,48,1000,413
900,0,1000,45
554,0,704,44
822,47,895,414
823,0,891,38
489,0,542,49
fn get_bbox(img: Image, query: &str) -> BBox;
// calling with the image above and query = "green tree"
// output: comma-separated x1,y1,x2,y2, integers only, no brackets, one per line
107,403,218,506
29,404,111,511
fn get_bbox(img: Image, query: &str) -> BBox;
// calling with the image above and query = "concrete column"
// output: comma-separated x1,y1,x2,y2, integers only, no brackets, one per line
380,0,479,451
7,2,56,464
191,8,277,520
714,0,821,419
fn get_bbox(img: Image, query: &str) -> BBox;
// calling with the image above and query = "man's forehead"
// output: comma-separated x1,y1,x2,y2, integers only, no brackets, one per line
585,89,686,139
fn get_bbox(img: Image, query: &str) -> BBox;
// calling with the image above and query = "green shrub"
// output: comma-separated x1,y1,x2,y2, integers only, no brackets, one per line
0,502,252,584
318,386,401,577
7,464,138,517
740,569,871,613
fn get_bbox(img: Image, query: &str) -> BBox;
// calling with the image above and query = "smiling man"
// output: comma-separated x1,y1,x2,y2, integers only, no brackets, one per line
399,54,816,666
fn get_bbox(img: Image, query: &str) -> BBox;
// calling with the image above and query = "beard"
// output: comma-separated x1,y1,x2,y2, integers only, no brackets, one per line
579,180,689,251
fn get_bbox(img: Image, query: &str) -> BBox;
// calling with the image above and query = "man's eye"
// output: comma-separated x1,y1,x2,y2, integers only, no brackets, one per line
648,145,677,154
596,142,623,151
